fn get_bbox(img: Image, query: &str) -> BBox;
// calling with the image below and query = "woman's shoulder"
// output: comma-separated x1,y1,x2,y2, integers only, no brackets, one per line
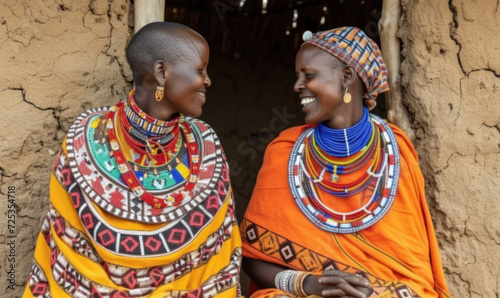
256,124,312,171
268,124,313,149
68,106,112,132
76,106,111,119
65,106,111,140
387,122,419,162
184,116,216,133
278,124,312,139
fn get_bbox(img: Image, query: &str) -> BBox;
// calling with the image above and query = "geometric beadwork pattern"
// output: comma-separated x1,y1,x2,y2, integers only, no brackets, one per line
174,248,242,298
57,172,230,256
240,219,422,298
26,105,242,297
287,114,401,233
28,179,239,297
28,261,51,298
52,108,234,256
43,197,238,291
47,208,102,263
66,108,228,224
43,229,241,298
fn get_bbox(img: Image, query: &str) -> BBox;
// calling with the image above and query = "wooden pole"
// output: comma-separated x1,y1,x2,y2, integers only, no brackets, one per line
134,0,166,33
379,0,414,139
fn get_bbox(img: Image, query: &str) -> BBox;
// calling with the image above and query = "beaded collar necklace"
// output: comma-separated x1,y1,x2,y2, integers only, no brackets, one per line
105,92,201,209
115,109,183,167
125,91,177,136
118,105,181,165
314,107,373,157
288,113,400,233
308,123,379,185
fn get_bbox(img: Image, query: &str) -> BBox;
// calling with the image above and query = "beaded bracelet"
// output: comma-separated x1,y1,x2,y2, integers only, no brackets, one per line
275,270,296,294
294,271,311,297
275,270,314,297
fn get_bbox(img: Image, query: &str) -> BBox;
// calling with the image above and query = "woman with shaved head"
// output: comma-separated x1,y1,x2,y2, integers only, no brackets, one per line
24,22,242,297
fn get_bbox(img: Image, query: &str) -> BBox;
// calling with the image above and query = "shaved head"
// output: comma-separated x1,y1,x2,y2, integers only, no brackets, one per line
126,22,205,83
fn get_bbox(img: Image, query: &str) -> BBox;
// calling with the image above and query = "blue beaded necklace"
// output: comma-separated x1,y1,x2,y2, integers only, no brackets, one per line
288,114,401,233
313,107,372,157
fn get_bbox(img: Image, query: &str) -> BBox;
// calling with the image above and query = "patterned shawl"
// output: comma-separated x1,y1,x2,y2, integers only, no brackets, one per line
24,100,242,298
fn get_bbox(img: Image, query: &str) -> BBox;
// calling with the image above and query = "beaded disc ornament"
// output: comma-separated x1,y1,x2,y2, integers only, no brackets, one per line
66,100,228,223
106,104,199,209
287,114,400,233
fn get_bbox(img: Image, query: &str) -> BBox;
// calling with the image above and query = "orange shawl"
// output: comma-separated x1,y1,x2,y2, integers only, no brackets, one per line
241,124,449,298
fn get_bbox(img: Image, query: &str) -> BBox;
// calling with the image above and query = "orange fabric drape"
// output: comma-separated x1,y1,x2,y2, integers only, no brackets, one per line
241,124,450,298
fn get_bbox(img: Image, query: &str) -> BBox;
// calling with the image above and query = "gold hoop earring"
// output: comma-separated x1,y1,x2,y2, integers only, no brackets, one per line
343,86,351,103
155,86,164,101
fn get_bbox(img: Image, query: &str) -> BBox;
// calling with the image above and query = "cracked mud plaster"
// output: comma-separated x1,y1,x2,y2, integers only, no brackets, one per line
0,0,132,296
400,0,500,296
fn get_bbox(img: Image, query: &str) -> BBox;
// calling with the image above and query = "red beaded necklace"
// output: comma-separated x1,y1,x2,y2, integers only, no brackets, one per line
117,105,180,165
106,103,201,209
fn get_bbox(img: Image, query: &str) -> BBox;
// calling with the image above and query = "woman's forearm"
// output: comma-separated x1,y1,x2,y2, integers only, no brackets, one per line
242,257,289,289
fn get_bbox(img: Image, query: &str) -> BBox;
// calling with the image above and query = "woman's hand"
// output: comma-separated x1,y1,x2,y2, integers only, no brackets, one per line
303,270,373,298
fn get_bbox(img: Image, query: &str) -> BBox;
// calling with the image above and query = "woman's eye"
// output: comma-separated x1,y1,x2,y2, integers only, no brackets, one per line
304,73,314,79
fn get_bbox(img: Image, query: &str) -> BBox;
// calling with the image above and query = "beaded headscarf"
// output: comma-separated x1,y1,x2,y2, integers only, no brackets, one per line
302,26,389,110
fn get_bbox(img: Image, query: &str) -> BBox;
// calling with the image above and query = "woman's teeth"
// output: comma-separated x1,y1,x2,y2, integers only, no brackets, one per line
301,97,316,106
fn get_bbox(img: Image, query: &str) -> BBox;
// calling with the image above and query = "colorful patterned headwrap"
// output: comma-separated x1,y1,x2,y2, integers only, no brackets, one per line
302,26,389,110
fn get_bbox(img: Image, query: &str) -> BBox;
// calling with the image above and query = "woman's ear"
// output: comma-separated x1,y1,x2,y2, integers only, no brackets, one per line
342,65,357,88
153,60,168,86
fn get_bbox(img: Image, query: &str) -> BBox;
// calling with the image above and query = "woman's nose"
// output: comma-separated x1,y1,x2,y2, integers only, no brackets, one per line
204,73,212,87
293,77,304,93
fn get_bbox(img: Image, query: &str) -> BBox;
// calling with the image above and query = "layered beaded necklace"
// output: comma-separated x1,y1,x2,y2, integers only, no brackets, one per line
106,91,200,209
313,108,373,157
288,108,400,233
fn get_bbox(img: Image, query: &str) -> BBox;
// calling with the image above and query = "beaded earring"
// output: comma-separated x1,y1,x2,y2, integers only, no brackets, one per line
155,86,164,101
343,86,351,103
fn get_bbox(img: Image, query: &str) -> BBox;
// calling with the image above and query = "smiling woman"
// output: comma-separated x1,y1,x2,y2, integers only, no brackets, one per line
294,44,365,129
126,23,212,120
241,27,450,298
23,22,242,298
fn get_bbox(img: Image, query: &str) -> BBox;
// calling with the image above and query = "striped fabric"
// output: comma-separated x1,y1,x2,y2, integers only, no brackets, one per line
304,26,389,110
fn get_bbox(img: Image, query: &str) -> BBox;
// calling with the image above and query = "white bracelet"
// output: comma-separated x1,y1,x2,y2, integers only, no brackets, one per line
275,270,299,294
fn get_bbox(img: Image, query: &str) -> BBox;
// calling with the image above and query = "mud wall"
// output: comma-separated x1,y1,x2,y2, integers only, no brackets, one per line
400,0,500,296
0,0,132,296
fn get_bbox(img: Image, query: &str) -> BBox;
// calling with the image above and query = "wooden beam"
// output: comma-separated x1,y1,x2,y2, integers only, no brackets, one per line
134,0,166,33
379,0,414,139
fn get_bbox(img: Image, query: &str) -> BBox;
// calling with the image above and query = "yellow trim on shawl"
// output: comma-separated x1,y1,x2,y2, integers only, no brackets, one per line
148,228,241,297
50,223,129,290
50,171,233,268
24,230,240,297
61,137,68,156
30,174,240,297
22,234,70,298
